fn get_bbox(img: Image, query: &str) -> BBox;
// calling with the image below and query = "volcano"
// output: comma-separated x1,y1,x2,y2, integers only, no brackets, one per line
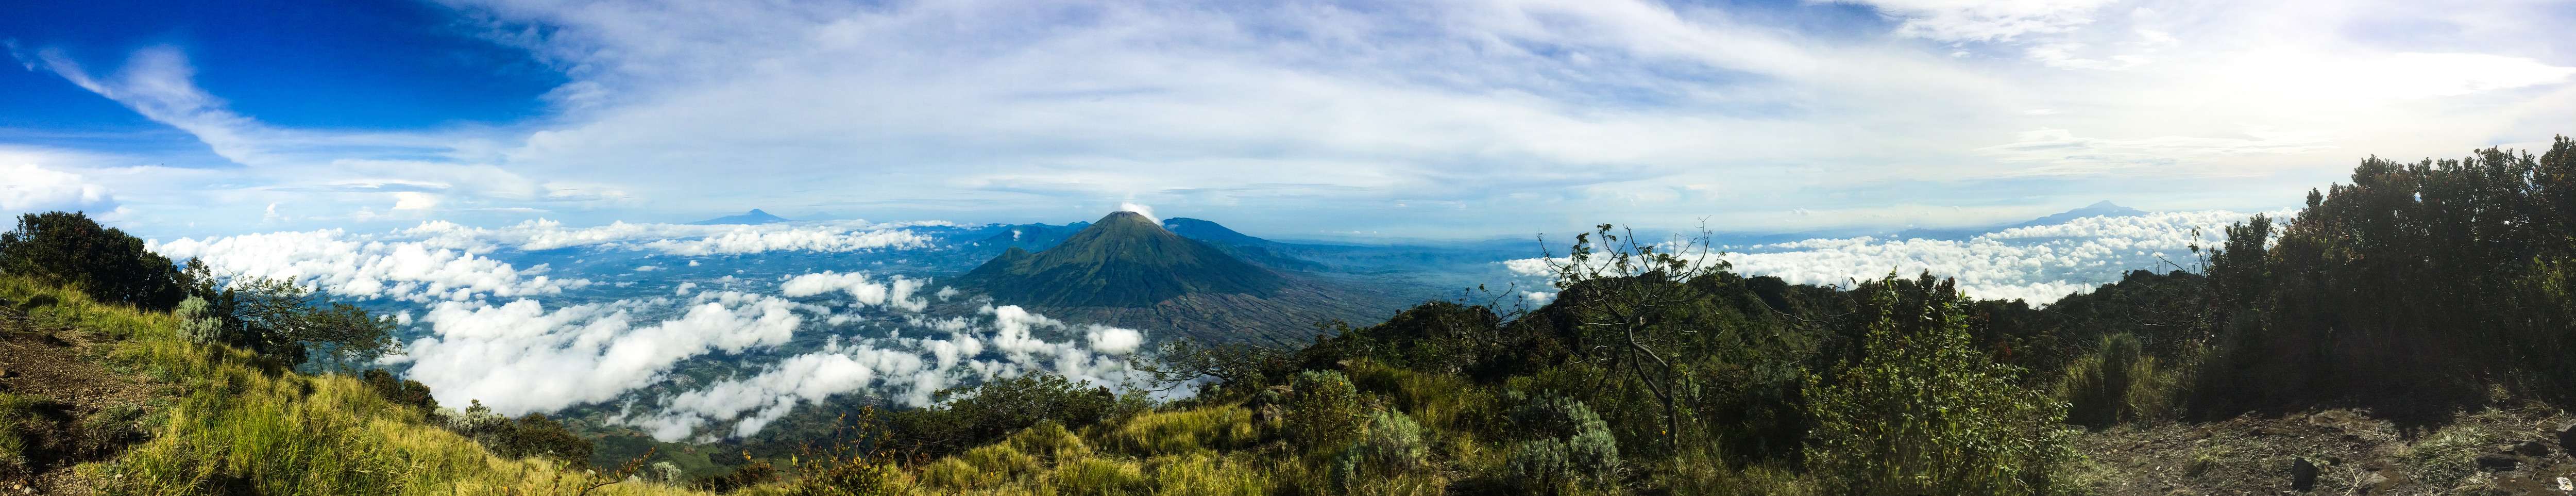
958,211,1405,345
964,211,1286,307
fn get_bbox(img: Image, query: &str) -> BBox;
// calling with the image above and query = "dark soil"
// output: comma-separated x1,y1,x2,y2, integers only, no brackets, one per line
0,301,160,495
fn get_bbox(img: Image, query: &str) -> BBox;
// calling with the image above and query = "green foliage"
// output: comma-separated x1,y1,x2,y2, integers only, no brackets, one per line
692,457,779,492
0,393,39,478
362,368,440,413
224,277,402,367
1803,279,2078,496
1332,409,1427,490
888,373,1124,459
2056,333,2183,428
76,403,151,461
0,211,189,310
1102,406,1257,457
435,400,594,466
1283,370,1365,454
2189,137,2576,416
1503,394,1620,493
2,273,693,495
174,295,226,345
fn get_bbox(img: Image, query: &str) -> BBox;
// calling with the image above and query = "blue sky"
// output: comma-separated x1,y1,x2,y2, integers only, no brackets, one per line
5,0,2574,240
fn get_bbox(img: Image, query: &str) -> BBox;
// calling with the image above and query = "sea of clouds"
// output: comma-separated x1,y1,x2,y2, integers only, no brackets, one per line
150,219,1152,441
146,210,2266,441
1505,210,2278,305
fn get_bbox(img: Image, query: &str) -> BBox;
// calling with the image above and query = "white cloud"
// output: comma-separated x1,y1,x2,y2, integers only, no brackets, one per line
777,271,931,312
1085,325,1143,355
386,290,813,415
400,219,935,256
1117,202,1159,224
148,229,591,303
18,0,2576,237
619,304,1150,441
0,163,117,216
1827,0,2116,42
391,191,440,211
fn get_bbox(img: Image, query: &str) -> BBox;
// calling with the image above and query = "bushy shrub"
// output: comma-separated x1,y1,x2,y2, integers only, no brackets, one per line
361,369,439,413
1283,370,1365,453
2057,333,2185,428
433,400,592,465
1503,395,1620,493
0,211,187,311
1804,282,2078,496
174,296,225,345
1333,409,1428,490
692,458,778,492
888,373,1120,459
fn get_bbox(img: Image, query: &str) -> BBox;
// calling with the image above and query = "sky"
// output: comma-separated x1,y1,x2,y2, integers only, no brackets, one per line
5,0,2574,240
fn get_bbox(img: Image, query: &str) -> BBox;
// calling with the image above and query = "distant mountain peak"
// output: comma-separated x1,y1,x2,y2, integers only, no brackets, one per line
1893,201,2151,241
1100,210,1159,226
2015,201,2146,228
691,209,793,225
962,210,1284,308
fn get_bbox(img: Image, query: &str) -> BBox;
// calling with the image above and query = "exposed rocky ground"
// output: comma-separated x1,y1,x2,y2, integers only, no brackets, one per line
2076,405,2576,495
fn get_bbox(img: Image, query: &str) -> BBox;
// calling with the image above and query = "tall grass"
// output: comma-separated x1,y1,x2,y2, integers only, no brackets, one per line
0,275,705,495
2056,334,2188,428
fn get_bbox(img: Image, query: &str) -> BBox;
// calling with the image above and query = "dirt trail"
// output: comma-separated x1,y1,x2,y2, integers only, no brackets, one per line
2077,407,2576,495
0,301,160,495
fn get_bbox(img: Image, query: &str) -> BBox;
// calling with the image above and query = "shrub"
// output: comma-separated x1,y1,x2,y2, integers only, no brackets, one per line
888,373,1119,458
361,369,439,412
2055,333,2185,428
692,458,778,492
1804,281,2078,496
432,400,592,466
493,412,592,464
174,296,225,345
1283,370,1365,454
1333,409,1429,490
1503,396,1620,493
0,211,188,311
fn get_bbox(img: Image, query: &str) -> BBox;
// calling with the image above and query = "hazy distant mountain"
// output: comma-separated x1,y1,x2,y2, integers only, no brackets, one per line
691,209,793,225
1161,218,1266,246
959,211,1405,344
2008,201,2147,228
1159,218,1331,272
1894,201,2147,240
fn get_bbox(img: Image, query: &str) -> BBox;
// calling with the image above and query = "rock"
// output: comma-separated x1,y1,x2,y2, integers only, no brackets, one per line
2512,440,2550,457
2290,457,2319,491
2556,421,2576,459
2354,472,2391,495
2473,453,2519,471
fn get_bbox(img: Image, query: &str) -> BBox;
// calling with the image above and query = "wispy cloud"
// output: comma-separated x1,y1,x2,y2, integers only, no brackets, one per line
14,0,2576,236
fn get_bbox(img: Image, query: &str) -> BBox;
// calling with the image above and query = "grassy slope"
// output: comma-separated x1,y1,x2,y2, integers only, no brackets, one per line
0,275,707,495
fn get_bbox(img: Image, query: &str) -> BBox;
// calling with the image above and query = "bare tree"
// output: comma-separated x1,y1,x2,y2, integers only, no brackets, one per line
1540,222,1730,453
